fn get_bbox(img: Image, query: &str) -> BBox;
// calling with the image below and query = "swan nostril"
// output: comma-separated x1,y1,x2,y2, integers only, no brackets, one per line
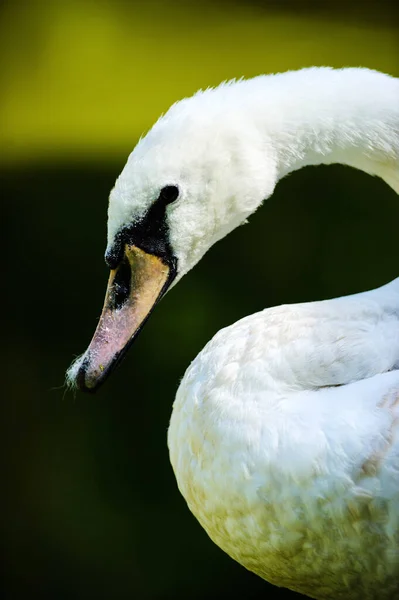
109,256,131,310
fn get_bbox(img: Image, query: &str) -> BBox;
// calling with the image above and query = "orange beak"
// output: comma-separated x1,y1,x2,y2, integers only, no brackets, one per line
75,244,175,392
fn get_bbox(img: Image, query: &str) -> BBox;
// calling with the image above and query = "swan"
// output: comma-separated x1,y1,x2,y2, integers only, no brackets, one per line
67,67,399,599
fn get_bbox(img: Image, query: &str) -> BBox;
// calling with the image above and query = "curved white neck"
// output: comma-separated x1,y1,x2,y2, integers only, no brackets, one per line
106,68,399,283
248,68,399,193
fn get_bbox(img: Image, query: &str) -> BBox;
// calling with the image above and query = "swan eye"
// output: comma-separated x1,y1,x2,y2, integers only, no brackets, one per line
159,185,179,204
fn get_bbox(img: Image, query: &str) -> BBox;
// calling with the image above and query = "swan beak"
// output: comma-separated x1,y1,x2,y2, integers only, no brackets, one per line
75,245,175,393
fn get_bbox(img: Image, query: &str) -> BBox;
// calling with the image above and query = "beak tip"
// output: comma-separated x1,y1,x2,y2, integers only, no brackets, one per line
66,352,102,394
75,354,104,394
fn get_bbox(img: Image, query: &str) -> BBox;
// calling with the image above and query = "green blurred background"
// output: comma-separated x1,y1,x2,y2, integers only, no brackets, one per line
2,1,398,598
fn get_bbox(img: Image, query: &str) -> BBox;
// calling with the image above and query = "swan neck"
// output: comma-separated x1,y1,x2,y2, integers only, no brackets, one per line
258,69,399,193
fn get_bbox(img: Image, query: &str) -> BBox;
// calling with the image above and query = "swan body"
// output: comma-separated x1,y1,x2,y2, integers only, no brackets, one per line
169,284,399,598
68,67,399,598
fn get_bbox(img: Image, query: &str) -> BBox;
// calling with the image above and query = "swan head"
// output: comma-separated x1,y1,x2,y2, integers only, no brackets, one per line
108,90,277,279
68,85,278,392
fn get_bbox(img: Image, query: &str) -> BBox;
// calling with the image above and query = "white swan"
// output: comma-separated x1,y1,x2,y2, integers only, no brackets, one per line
68,67,399,599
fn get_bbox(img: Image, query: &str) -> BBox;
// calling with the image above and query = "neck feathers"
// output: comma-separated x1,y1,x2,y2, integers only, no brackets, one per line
257,67,399,191
207,67,399,192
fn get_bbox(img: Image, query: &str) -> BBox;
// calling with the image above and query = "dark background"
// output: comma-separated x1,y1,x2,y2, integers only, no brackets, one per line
2,1,398,598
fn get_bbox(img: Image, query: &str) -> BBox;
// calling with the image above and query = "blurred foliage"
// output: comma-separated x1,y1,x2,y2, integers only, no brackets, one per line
2,1,398,599
0,0,398,163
